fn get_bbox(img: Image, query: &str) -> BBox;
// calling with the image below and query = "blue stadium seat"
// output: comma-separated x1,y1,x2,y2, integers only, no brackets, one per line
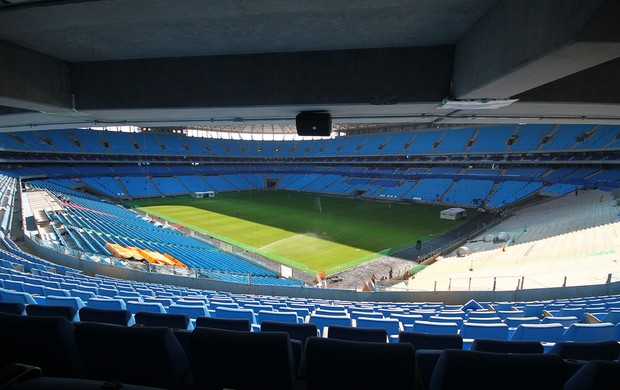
45,296,86,320
355,317,403,340
86,297,127,310
466,310,497,319
257,310,302,324
504,316,540,328
409,309,437,321
460,323,509,349
0,288,38,305
496,310,525,320
429,315,464,327
588,310,620,325
21,283,45,296
465,316,503,324
349,310,383,321
3,279,25,292
307,314,353,337
412,320,460,335
167,303,210,319
540,315,579,327
522,303,545,318
510,323,565,343
69,289,96,301
126,301,167,315
42,286,70,297
391,313,424,331
213,307,257,324
562,323,616,342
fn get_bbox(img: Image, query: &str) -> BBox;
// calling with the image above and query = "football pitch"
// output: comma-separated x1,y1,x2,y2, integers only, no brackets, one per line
131,191,472,274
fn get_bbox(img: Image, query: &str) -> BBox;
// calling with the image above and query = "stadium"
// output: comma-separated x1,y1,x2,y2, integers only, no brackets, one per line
0,1,619,388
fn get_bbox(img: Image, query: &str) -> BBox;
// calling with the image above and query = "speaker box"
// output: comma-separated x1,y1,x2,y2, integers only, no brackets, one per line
295,112,332,136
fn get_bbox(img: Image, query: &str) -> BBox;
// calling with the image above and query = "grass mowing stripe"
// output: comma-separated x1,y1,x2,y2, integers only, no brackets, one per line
132,191,471,274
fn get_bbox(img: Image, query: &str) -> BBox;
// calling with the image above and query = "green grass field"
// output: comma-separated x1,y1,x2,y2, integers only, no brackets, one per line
131,191,471,274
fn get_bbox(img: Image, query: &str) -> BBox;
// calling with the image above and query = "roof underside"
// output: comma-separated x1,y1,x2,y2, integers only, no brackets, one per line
0,0,619,134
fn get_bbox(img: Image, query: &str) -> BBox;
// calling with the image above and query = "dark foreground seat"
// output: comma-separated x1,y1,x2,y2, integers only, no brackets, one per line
134,311,190,329
564,360,620,390
73,322,189,389
0,365,164,390
195,315,251,331
0,301,26,315
190,327,296,390
78,306,133,326
25,304,77,322
429,349,568,390
398,331,463,350
0,313,81,378
547,340,620,361
327,324,387,342
302,337,416,390
260,320,318,347
470,338,543,354
398,332,464,390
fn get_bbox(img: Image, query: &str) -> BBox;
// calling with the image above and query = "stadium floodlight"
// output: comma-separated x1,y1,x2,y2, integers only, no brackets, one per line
436,98,518,110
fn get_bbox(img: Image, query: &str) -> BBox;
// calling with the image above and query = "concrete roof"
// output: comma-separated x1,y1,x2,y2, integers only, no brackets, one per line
0,0,619,133
0,0,498,61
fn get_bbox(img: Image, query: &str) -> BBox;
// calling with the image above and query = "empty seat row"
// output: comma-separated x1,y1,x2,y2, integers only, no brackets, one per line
2,312,618,390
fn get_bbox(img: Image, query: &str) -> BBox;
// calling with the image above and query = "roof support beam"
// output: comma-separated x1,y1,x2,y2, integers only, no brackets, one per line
453,0,620,100
69,47,454,110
